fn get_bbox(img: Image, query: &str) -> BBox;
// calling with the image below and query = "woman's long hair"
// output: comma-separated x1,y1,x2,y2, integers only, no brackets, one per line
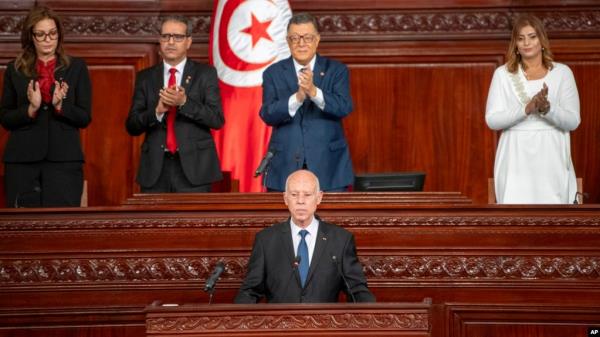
15,6,70,77
506,14,553,74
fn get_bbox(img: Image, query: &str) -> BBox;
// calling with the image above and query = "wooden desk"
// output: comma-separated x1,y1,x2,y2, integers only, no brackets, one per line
145,302,431,337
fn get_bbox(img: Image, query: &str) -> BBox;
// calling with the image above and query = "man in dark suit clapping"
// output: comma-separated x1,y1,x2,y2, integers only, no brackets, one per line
235,169,375,303
126,15,224,192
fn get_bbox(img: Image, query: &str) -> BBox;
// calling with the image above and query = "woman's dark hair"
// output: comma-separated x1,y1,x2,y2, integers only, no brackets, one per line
15,6,70,77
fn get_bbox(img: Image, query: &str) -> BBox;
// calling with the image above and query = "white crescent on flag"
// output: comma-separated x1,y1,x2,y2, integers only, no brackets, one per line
212,0,291,87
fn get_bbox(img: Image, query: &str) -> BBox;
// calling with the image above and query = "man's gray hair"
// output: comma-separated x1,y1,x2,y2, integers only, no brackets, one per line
287,12,319,33
160,15,193,36
285,170,321,193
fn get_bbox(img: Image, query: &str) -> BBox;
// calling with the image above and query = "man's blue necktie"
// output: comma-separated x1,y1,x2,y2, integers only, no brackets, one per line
298,229,309,287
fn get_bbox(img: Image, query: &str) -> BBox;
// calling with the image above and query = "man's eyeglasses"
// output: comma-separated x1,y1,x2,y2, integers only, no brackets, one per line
159,34,189,43
287,34,317,45
32,30,58,42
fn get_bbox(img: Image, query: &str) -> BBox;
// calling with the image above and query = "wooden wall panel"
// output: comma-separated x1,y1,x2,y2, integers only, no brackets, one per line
448,305,598,337
0,66,6,208
67,44,157,205
83,65,138,205
0,44,21,207
1,1,600,205
463,326,588,337
560,56,600,204
346,62,497,202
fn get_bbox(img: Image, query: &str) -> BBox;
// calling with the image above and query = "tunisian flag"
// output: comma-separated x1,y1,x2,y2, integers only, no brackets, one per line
210,0,291,192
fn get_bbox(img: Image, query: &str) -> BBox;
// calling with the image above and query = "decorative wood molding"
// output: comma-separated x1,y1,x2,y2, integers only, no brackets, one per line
1,10,600,42
316,12,511,37
0,14,211,42
0,217,280,231
61,15,211,39
1,215,599,231
147,312,428,332
0,257,244,284
329,216,600,228
2,255,598,285
361,256,600,280
316,11,600,39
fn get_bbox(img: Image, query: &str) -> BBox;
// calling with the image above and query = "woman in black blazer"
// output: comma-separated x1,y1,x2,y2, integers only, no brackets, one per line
0,6,91,207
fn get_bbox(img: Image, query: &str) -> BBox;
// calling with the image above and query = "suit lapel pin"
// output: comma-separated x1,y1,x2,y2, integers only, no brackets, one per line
320,72,325,76
322,237,327,241
185,76,191,84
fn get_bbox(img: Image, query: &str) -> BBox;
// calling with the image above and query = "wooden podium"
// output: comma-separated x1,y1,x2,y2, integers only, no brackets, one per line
145,301,431,337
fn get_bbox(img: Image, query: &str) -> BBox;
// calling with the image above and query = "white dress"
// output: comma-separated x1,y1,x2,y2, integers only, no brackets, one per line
485,62,580,204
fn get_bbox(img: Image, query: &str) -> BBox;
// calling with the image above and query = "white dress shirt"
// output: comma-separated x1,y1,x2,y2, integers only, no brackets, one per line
287,56,325,117
290,216,319,265
156,58,187,122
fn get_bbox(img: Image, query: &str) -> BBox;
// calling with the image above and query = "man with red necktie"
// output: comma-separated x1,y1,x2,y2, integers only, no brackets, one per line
126,15,224,193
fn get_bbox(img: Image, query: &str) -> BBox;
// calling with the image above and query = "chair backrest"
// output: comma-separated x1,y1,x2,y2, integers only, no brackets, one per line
487,178,496,204
80,180,88,207
575,177,583,204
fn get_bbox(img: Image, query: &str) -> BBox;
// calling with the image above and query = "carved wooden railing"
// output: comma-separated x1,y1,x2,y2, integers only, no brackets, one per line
145,301,431,337
123,191,472,207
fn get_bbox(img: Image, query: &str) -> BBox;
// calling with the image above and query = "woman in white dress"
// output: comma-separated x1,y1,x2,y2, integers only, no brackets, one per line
486,14,580,204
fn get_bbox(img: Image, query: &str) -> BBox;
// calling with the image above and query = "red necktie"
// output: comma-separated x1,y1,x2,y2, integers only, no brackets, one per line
166,68,178,153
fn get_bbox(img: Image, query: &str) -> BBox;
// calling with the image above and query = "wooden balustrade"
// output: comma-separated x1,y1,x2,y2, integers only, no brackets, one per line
1,198,599,337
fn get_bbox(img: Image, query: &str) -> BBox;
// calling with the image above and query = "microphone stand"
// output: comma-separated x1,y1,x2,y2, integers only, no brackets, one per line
204,262,225,305
284,256,301,302
332,255,356,303
255,151,273,192
207,286,216,305
263,162,269,192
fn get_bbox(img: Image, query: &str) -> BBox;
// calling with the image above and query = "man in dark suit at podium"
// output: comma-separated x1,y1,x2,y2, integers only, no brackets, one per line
235,170,375,303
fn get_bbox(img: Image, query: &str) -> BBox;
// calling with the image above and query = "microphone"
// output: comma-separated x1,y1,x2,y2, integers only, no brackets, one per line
332,255,356,303
254,151,274,177
14,186,41,208
204,262,225,293
284,256,301,302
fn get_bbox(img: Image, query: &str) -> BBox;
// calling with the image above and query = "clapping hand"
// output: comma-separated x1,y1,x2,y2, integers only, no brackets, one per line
160,85,186,107
298,68,317,98
156,85,186,116
525,83,550,115
535,83,550,115
26,80,42,118
52,80,69,111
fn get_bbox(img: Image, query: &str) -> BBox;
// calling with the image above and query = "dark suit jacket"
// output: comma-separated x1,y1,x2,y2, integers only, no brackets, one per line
234,219,375,303
0,57,91,163
126,59,224,187
259,55,354,191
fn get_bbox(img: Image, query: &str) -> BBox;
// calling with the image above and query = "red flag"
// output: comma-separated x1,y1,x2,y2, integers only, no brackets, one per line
210,0,292,192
